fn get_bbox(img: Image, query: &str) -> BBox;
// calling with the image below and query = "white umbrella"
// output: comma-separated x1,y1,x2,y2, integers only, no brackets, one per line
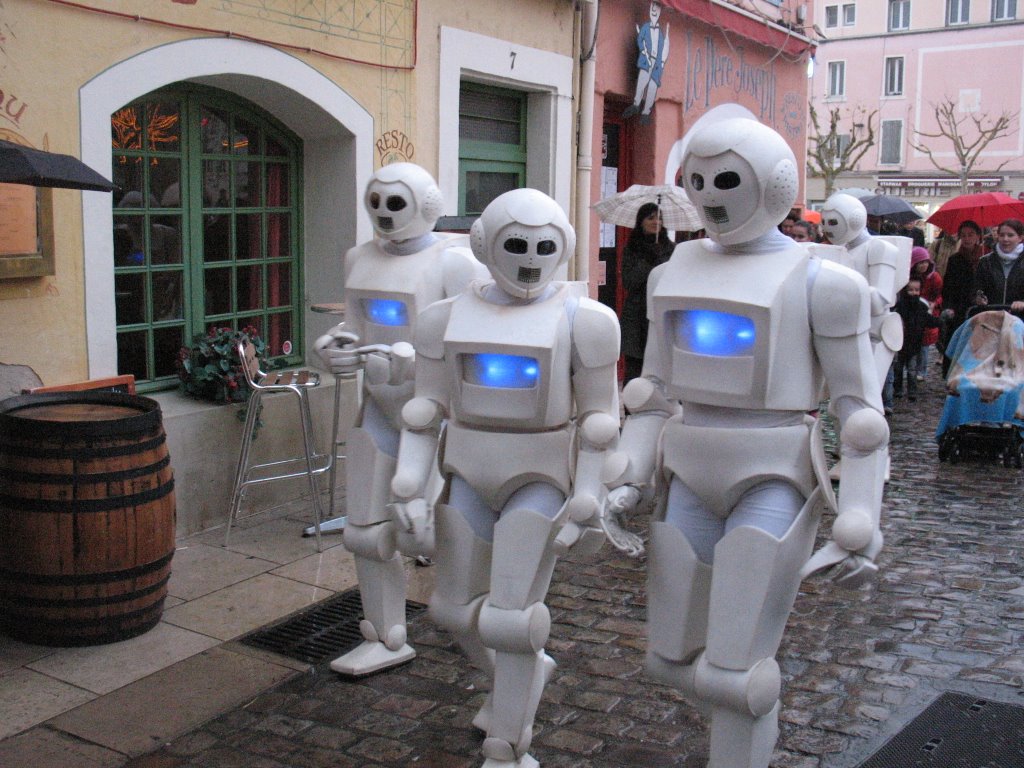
593,184,702,232
835,187,876,200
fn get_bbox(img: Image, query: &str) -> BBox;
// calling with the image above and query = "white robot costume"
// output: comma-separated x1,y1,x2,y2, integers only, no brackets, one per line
314,162,487,677
819,192,908,386
606,110,888,768
389,189,621,768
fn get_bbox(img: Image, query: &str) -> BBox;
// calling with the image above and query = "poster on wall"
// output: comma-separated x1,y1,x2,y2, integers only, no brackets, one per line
623,1,669,123
600,166,619,248
0,183,39,256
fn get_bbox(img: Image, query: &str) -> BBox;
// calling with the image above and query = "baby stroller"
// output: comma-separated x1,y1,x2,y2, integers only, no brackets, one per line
936,306,1024,467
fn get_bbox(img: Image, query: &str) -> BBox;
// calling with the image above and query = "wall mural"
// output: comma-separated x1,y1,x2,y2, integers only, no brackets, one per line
623,1,670,124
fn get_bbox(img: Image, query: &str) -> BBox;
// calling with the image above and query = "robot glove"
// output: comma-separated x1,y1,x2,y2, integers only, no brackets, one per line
388,499,434,552
314,330,363,376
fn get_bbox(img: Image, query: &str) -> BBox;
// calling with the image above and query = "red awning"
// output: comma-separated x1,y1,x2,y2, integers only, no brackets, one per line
660,0,815,58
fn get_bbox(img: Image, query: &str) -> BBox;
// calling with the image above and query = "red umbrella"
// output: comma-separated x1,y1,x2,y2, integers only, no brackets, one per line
926,191,1024,234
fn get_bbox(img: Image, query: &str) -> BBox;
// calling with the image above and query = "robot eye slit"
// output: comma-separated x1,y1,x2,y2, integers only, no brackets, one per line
690,173,705,191
504,237,529,255
537,240,557,256
386,196,407,212
714,171,741,190
369,192,380,209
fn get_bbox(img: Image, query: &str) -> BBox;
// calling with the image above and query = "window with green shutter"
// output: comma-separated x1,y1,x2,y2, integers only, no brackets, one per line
110,85,302,391
458,82,528,216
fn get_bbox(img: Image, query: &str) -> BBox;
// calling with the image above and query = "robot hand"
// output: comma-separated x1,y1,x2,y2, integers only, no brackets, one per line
600,485,645,558
552,495,605,557
314,328,363,376
388,498,435,554
800,522,883,588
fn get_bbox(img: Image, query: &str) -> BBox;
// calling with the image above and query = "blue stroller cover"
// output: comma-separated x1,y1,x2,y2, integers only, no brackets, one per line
935,310,1024,440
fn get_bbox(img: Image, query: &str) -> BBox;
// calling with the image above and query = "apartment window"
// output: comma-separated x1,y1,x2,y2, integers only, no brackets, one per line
110,86,302,389
889,0,911,30
992,0,1016,20
825,5,839,26
884,57,905,96
880,120,903,165
843,3,857,24
827,61,846,98
947,0,970,24
458,83,528,216
829,134,852,168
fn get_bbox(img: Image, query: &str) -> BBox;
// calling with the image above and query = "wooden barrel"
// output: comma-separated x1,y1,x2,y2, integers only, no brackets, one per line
0,392,175,646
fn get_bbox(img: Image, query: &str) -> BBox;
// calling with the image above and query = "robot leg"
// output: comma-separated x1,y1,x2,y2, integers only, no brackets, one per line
330,425,413,676
477,504,563,768
429,502,496,730
700,489,821,768
645,520,713,710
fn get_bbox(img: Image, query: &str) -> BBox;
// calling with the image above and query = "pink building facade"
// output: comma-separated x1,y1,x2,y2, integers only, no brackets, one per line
809,0,1024,215
590,0,815,316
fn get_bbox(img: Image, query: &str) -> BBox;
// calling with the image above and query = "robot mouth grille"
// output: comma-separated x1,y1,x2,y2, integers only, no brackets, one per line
704,206,729,224
377,216,394,231
517,266,542,284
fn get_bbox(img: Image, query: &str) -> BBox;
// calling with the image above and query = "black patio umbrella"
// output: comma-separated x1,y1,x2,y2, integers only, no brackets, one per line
860,194,922,225
0,140,115,192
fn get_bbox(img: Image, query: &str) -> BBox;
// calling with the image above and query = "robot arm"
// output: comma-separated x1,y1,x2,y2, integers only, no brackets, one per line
389,300,452,543
555,300,628,554
865,238,901,316
440,242,490,298
805,260,888,587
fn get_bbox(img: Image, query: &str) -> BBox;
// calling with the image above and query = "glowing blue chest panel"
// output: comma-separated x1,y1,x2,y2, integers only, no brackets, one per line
362,298,409,327
673,309,756,357
462,353,540,389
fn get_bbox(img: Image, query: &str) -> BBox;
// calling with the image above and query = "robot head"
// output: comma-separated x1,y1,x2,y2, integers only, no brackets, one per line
820,193,867,246
364,162,444,241
681,117,798,246
470,189,575,300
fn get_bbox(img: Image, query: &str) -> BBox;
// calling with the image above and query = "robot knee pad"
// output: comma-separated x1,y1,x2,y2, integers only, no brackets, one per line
693,655,781,718
478,600,550,654
842,408,889,453
344,521,398,562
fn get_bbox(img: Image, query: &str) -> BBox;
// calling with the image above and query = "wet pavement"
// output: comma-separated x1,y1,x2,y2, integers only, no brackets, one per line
105,366,1024,767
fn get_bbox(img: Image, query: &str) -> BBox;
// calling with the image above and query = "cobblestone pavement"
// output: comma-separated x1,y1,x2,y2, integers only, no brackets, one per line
128,365,1024,768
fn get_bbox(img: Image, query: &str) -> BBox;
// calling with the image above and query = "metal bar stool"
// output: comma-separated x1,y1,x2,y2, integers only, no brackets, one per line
225,338,329,551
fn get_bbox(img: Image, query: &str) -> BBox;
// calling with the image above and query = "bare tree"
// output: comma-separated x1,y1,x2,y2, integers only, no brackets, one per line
909,97,1018,194
806,103,878,198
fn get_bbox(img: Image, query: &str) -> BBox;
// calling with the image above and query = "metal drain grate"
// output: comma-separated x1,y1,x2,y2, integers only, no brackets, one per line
857,692,1024,767
239,587,427,665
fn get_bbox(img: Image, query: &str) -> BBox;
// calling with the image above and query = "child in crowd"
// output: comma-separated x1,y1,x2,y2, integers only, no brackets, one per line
910,246,942,381
893,276,942,401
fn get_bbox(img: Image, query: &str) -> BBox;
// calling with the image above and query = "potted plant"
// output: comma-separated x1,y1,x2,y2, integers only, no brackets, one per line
177,325,269,432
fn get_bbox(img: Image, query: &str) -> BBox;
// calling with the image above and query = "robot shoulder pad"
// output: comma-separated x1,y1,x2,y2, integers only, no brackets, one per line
809,259,872,338
441,243,489,293
572,298,621,368
414,298,455,359
866,236,900,268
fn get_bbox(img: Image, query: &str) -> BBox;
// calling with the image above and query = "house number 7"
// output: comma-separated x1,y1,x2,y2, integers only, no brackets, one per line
509,51,517,70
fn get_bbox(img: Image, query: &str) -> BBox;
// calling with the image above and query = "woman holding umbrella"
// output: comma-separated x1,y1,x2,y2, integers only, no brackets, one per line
621,202,674,382
940,220,986,376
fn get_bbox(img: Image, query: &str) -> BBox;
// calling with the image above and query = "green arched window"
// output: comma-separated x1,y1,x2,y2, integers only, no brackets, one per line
110,85,303,390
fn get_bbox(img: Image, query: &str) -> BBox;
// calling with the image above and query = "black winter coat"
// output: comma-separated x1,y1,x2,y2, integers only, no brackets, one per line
620,233,674,360
973,252,1024,307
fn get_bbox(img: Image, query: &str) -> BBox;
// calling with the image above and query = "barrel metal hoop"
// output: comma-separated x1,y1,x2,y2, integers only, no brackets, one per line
0,432,165,460
0,477,175,514
0,573,170,608
0,392,163,439
0,454,171,485
0,550,175,586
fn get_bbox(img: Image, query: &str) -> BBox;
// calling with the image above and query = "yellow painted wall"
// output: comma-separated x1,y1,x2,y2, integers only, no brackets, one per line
0,0,576,386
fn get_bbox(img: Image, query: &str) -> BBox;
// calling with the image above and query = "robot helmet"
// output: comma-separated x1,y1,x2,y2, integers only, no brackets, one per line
820,193,867,246
681,117,798,245
364,162,444,241
470,188,575,300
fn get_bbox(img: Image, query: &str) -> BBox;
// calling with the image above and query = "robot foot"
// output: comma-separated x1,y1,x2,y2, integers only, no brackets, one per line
329,640,415,677
480,757,538,768
473,654,556,733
